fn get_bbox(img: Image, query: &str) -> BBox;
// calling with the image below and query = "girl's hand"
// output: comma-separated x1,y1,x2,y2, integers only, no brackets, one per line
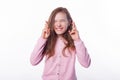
69,22,81,41
41,21,50,39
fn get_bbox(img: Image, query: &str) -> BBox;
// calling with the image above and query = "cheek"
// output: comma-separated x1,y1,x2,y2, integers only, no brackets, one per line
63,25,68,32
63,23,68,30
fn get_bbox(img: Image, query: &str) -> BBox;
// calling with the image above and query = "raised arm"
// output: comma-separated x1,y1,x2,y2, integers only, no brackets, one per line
30,21,50,66
74,40,91,68
30,37,47,66
69,22,91,68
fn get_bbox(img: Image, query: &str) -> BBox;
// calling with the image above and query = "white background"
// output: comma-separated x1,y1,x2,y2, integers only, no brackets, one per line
0,0,120,80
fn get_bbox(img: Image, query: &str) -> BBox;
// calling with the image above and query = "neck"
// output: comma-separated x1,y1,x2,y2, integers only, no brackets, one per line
57,35,63,39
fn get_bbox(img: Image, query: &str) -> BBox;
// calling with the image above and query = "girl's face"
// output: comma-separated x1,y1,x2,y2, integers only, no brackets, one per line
54,12,69,36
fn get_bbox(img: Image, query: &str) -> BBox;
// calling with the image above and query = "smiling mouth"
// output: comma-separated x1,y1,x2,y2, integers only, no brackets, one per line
56,28,63,31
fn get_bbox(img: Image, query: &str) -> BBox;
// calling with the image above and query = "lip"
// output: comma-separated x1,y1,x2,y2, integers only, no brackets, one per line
56,28,63,31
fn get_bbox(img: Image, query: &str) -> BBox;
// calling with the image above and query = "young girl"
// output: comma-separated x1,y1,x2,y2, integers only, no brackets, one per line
30,7,91,80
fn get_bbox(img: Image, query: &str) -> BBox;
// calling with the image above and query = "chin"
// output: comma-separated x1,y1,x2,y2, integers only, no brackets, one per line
55,32,63,35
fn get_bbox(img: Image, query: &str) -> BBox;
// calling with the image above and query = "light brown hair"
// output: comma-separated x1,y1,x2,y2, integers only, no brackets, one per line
42,7,75,59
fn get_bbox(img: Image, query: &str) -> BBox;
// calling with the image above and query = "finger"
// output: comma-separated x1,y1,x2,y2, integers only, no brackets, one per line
47,28,50,33
69,30,75,35
43,28,47,33
45,21,49,28
45,21,48,25
72,22,77,30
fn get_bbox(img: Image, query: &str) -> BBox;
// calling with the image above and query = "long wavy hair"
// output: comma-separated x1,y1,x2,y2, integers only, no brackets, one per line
42,7,75,59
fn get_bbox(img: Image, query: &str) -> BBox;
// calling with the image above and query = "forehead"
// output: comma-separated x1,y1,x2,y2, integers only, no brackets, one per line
54,12,67,20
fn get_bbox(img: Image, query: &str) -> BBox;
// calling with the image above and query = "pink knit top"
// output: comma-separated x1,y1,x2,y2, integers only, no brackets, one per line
30,37,91,80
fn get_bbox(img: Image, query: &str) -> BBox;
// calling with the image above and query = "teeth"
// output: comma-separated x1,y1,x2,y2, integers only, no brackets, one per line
56,28,62,30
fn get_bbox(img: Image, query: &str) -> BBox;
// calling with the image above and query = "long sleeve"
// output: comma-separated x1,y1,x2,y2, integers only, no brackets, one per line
74,39,91,68
30,37,47,66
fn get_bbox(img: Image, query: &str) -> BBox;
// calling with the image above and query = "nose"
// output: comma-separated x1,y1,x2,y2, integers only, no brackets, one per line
56,22,61,27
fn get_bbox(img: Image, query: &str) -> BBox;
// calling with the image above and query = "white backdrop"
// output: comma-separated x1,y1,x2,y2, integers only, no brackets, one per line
0,0,120,80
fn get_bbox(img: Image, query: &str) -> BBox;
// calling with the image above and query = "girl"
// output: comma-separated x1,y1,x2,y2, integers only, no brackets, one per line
30,7,91,80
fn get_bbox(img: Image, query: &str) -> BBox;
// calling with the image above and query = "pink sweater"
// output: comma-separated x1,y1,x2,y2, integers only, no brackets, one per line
30,37,91,80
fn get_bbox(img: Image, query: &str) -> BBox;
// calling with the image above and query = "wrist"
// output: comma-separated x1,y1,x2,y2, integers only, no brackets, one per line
74,38,81,41
73,36,81,41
